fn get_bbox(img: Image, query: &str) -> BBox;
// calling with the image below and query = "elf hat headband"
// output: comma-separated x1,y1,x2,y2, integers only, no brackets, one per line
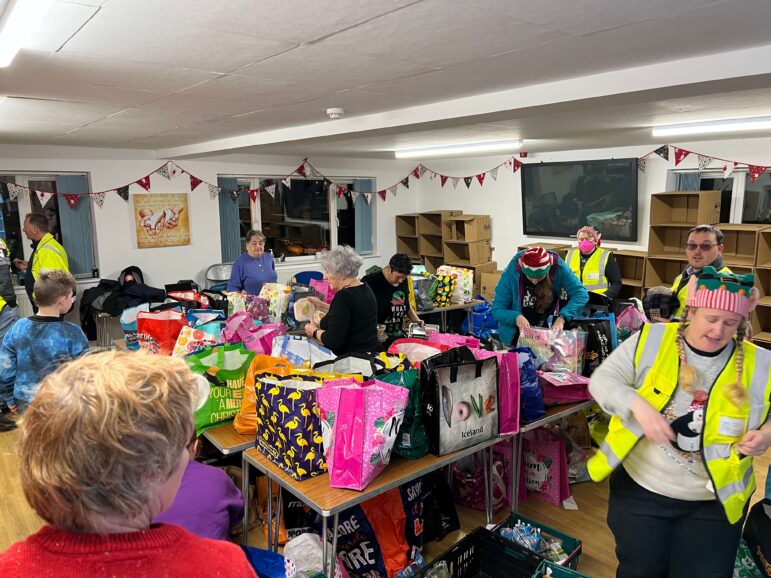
686,266,756,318
519,247,551,279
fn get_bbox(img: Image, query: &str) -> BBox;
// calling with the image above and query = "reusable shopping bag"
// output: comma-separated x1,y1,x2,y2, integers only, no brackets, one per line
309,278,336,304
258,282,291,323
186,308,226,328
522,427,571,506
313,352,386,379
387,338,450,366
136,308,187,355
565,314,616,377
317,378,409,490
452,439,525,513
512,347,546,423
373,351,412,373
538,371,592,405
378,369,428,459
472,348,521,435
518,327,586,374
431,274,455,308
167,290,211,309
120,303,149,351
427,332,480,349
271,334,335,367
256,475,318,548
436,265,473,304
460,296,499,339
172,326,219,357
741,466,771,577
283,533,349,578
187,344,255,435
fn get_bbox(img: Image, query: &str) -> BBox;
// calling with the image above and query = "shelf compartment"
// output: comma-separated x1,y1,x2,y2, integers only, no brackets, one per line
419,233,444,257
396,236,419,259
649,190,721,226
644,257,686,288
395,213,420,237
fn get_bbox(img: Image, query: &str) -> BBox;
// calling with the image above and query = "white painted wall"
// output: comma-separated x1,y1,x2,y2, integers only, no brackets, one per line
0,145,418,288
415,136,771,270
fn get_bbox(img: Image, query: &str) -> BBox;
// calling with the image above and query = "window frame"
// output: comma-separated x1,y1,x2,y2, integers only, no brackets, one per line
668,168,748,223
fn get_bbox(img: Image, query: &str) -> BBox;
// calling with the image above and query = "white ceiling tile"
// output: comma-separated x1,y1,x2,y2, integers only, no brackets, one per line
0,97,121,124
143,93,261,117
26,1,99,52
60,2,298,72
180,74,331,107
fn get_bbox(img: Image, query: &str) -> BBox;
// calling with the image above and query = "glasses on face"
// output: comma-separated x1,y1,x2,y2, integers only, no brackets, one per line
686,242,717,252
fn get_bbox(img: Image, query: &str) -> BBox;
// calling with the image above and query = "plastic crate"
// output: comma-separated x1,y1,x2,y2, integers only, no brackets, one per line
494,514,582,570
417,527,542,578
531,560,590,578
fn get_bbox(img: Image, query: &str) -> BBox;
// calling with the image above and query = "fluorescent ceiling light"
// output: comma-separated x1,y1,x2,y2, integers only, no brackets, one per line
0,0,56,68
652,116,771,137
394,139,522,159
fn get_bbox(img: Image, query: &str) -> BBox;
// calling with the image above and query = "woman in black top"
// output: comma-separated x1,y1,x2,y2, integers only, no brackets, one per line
304,246,382,355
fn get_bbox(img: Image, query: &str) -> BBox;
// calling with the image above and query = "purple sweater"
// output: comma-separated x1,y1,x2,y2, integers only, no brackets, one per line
226,252,278,295
153,460,244,541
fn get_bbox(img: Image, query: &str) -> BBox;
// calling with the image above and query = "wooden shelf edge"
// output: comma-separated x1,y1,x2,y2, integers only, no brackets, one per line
621,278,643,287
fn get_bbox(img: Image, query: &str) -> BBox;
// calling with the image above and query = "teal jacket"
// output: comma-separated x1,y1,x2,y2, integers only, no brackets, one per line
492,249,588,346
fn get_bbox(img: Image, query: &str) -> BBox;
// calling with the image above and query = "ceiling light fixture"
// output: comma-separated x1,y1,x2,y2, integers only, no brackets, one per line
0,0,56,68
651,116,771,137
394,139,523,159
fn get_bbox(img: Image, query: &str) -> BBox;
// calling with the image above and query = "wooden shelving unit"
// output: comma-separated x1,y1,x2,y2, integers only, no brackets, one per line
614,249,647,299
395,213,420,259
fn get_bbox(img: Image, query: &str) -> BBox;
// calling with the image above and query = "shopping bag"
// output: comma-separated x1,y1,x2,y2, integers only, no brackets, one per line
283,533,349,578
373,352,412,374
538,371,592,405
136,309,187,355
522,427,571,506
120,303,149,351
258,282,292,323
243,323,286,354
254,377,327,480
452,438,525,513
187,344,255,435
172,326,219,357
167,290,211,309
313,353,386,379
310,278,336,304
518,327,587,374
436,265,474,304
271,334,335,367
565,314,615,377
233,355,293,435
186,308,226,328
387,338,450,366
460,296,499,339
427,332,480,349
256,476,318,548
421,349,499,455
378,369,428,459
472,349,520,435
742,465,771,577
317,378,409,490
432,274,455,308
422,470,460,542
512,347,546,423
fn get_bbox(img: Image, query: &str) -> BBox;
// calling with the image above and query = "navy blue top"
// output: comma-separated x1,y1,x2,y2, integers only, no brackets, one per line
226,252,278,295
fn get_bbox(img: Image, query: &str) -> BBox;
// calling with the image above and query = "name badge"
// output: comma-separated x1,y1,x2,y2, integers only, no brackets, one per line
586,273,599,280
718,416,745,438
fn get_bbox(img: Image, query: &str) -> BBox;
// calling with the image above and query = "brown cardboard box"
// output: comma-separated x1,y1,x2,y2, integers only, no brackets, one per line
480,271,503,301
443,240,492,265
444,261,499,295
648,190,721,225
395,213,420,237
443,215,492,242
719,224,765,267
418,210,461,235
756,228,771,267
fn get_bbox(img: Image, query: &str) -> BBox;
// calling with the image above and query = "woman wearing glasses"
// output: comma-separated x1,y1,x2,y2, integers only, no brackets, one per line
226,230,278,296
670,225,732,319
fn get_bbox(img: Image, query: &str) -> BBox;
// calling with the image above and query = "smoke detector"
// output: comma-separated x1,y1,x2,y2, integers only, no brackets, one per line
326,107,344,120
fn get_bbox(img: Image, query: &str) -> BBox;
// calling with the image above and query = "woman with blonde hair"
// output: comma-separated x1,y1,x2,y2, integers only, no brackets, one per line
587,268,771,577
0,351,256,578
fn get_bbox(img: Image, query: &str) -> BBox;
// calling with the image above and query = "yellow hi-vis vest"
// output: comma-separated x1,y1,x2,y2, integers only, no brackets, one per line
31,232,69,279
671,265,732,318
587,323,771,524
566,248,611,294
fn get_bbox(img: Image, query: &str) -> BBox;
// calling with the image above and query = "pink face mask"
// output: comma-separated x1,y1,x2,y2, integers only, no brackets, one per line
578,240,595,254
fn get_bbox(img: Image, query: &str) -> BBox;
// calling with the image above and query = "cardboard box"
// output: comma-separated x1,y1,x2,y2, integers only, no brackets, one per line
644,257,687,287
396,236,419,259
395,213,419,237
443,215,492,242
418,210,461,235
756,228,771,267
444,261,499,296
443,240,492,266
480,271,503,301
719,224,764,267
649,190,721,225
613,250,647,286
419,233,444,257
647,225,690,256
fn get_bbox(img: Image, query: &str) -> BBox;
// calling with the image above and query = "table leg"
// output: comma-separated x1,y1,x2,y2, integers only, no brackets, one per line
266,477,274,552
483,446,492,526
511,434,523,514
274,485,283,553
241,453,250,545
328,512,340,578
321,515,329,573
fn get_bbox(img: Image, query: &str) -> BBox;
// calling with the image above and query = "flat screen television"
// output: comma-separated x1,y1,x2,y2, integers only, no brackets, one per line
521,158,638,242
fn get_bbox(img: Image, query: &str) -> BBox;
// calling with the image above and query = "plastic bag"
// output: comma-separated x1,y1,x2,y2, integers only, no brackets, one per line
136,309,187,356
172,326,219,357
271,334,335,367
511,347,546,423
120,303,149,351
258,283,291,323
518,327,586,374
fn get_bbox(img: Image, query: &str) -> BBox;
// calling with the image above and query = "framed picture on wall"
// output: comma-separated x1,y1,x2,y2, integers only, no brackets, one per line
133,193,190,249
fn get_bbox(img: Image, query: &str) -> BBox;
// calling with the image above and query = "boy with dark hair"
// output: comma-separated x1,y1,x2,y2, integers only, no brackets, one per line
0,270,88,416
362,253,423,345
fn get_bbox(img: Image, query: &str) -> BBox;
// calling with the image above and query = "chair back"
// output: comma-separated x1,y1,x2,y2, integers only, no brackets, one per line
292,270,323,285
206,263,234,290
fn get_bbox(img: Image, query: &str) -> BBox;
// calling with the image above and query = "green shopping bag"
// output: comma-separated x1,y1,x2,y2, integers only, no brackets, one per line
379,369,427,459
187,343,255,435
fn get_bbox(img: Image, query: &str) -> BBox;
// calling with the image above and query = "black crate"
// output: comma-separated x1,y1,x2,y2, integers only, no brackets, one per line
495,513,582,570
417,527,541,578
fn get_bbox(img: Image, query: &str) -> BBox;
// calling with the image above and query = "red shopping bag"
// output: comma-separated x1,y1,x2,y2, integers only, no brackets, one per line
136,309,187,355
521,427,570,506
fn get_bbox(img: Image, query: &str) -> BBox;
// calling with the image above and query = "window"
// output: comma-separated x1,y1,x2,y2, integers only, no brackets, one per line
218,175,375,263
671,169,744,223
0,173,97,278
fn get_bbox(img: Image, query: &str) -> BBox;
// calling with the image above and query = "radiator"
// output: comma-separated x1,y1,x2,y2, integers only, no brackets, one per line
275,266,323,285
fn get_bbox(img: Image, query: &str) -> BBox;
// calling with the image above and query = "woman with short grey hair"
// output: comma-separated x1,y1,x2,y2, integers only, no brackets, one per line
227,229,277,295
305,245,382,355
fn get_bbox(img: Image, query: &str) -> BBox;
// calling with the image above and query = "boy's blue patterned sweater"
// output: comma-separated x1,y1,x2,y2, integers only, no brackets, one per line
0,316,89,405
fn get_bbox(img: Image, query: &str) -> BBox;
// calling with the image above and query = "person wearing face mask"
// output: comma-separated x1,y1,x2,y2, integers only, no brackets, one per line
670,224,732,320
587,268,771,578
491,246,588,346
565,225,622,300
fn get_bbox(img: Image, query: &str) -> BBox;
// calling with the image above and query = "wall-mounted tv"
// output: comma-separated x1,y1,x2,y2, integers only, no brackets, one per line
521,158,638,242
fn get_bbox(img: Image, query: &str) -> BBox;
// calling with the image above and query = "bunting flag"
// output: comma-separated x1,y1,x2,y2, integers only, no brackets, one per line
93,191,105,208
749,165,766,183
208,184,220,200
411,167,420,179
296,163,307,178
697,155,713,171
63,194,80,209
351,190,359,204
723,162,738,179
248,188,259,203
135,175,151,191
419,165,427,177
337,185,346,198
230,189,240,202
117,186,129,201
400,177,409,189
282,177,291,187
476,173,485,186
654,145,669,160
7,183,22,200
389,185,398,197
463,176,473,188
440,175,449,187
512,159,522,172
490,167,498,181
34,189,53,207
156,163,172,180
308,165,321,178
265,184,276,198
169,162,179,178
378,190,387,201
637,156,648,173
674,148,690,166
364,193,373,204
451,177,460,189
190,175,203,191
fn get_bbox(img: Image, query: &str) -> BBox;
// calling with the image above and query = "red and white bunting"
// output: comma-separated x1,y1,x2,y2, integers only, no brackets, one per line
265,184,276,198
63,194,80,209
308,165,321,178
490,167,498,181
748,165,766,183
411,167,420,179
281,177,291,187
637,156,648,173
190,175,203,191
248,188,259,203
697,155,713,171
135,175,151,191
451,177,460,189
156,163,172,180
93,191,106,208
476,173,485,186
208,184,220,199
35,189,53,207
378,190,387,201
389,185,398,197
463,176,473,189
351,190,359,204
674,148,690,166
295,163,307,178
364,193,373,204
419,165,427,177
723,162,738,179
7,183,22,200
337,185,346,198
440,175,449,187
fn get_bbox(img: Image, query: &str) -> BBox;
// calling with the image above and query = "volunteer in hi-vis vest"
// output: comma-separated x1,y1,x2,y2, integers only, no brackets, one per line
670,224,731,320
565,225,622,299
13,212,69,313
587,268,771,578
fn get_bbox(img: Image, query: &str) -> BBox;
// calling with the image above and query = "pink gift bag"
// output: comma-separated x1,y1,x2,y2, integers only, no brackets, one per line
521,427,570,506
243,323,286,354
472,349,520,435
427,332,481,349
537,370,591,405
317,378,409,491
310,278,337,304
